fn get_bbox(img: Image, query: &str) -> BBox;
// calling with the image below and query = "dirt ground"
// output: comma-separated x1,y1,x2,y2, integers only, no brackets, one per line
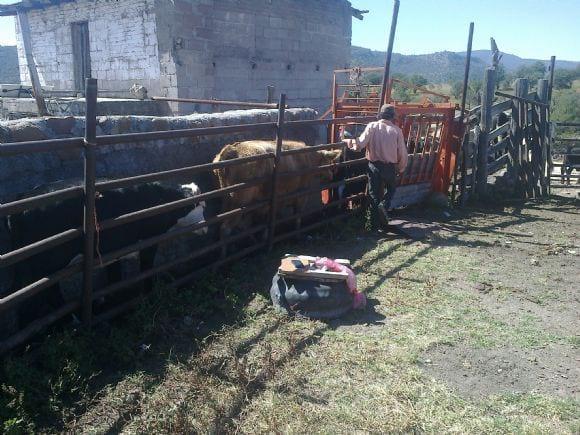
1,194,579,433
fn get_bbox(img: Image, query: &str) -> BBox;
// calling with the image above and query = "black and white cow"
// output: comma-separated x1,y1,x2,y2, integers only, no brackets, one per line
0,181,207,339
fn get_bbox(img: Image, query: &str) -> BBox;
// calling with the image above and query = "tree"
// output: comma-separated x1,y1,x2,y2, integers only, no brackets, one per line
365,72,382,85
469,79,483,106
514,60,546,82
409,74,428,89
551,89,580,124
451,81,463,99
553,68,579,89
495,64,507,89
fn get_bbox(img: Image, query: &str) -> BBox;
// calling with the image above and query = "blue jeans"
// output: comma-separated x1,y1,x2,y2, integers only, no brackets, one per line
367,161,397,225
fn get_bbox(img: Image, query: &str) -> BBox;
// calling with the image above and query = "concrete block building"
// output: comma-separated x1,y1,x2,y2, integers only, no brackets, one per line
1,0,362,113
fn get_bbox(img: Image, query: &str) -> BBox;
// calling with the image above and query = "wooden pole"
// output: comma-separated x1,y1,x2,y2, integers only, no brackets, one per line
268,94,286,251
453,22,474,205
537,79,549,197
514,79,529,197
476,67,496,197
82,78,98,326
16,11,48,117
379,0,400,109
547,56,556,103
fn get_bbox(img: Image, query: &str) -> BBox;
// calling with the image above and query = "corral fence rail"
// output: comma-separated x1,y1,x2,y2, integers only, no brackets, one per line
0,79,371,354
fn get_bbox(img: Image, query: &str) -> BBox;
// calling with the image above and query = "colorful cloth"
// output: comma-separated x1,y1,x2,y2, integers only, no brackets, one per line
314,257,367,310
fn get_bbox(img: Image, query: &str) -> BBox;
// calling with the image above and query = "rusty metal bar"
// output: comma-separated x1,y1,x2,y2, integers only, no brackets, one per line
167,242,267,291
380,0,400,107
268,94,286,251
273,208,360,244
96,201,270,269
284,116,376,128
277,174,367,203
95,122,276,146
82,78,98,327
0,300,80,355
277,157,367,178
96,153,274,192
151,96,282,109
0,228,82,268
0,186,84,217
0,262,83,314
275,192,366,226
0,137,83,157
98,177,270,231
279,141,346,156
93,224,267,301
93,296,140,326
334,67,385,73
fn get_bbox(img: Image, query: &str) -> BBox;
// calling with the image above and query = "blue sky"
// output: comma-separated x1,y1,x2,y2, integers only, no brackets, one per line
350,0,579,61
0,0,578,61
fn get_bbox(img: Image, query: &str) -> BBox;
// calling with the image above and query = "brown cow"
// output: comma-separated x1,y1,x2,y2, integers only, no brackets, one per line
213,140,342,234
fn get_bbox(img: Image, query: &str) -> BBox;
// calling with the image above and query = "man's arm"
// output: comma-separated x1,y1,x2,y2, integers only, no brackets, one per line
346,123,373,151
396,129,408,174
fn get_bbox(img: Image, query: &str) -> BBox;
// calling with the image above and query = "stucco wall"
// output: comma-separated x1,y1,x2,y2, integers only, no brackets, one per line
161,0,352,113
16,0,161,94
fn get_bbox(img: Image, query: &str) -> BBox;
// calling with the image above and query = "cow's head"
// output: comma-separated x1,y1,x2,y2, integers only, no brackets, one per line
317,149,342,181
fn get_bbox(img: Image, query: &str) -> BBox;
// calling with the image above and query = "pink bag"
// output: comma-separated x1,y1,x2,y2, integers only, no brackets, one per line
314,257,367,310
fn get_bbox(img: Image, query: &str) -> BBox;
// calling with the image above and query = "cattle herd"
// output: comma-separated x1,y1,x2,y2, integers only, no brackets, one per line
0,139,346,341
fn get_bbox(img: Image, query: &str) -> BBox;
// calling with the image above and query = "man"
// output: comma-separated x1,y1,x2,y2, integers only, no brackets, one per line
344,104,408,229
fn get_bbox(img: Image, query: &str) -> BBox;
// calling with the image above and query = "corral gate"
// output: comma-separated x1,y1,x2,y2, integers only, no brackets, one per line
325,67,463,207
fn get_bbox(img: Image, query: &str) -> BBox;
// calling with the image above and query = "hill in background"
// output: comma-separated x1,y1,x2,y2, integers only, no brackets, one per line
0,46,19,84
351,46,579,83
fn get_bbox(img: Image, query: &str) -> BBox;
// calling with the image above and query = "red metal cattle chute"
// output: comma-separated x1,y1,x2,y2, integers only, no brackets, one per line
326,68,463,203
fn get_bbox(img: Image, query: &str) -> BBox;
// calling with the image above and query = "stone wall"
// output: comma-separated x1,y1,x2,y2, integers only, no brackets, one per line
1,97,172,120
0,108,321,203
16,0,161,94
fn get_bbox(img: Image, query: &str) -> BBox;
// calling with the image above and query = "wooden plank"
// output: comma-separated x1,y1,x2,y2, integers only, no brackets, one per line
490,136,510,154
488,122,510,142
537,79,549,196
476,67,496,196
490,99,512,118
17,11,48,116
487,153,509,174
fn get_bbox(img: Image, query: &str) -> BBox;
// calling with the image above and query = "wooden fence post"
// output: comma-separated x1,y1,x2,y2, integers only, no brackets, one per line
510,78,528,197
17,11,48,117
547,56,556,103
453,21,474,206
475,67,496,197
82,78,98,326
537,79,549,197
268,94,286,251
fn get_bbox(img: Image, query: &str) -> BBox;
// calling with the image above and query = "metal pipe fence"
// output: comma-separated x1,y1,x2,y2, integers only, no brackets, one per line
0,79,371,354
